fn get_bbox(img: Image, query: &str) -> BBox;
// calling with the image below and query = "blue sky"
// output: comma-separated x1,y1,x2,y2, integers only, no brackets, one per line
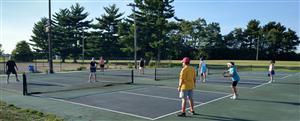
1,0,299,54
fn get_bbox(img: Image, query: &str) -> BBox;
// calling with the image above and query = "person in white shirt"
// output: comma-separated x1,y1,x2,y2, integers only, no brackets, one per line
268,60,275,83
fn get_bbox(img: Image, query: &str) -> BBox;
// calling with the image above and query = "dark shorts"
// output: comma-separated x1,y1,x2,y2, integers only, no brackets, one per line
232,81,238,87
6,69,17,75
100,64,105,68
90,67,96,73
270,70,275,75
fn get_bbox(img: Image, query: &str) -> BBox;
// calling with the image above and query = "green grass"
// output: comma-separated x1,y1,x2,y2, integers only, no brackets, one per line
0,101,63,121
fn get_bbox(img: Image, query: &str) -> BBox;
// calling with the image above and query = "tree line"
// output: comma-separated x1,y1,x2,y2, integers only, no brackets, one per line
11,0,300,62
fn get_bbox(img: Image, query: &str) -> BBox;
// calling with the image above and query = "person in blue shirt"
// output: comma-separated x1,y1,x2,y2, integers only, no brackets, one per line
198,58,207,83
225,62,240,100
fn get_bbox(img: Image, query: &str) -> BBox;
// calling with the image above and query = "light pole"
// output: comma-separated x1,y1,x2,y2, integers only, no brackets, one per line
48,0,53,73
127,3,137,69
256,39,259,60
81,28,85,64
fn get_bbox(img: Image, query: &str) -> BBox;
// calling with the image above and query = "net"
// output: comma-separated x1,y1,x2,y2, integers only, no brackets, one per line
154,68,182,80
24,69,133,94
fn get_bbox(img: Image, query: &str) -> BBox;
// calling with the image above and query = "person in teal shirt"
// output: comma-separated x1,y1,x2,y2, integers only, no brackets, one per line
226,62,240,100
199,58,207,83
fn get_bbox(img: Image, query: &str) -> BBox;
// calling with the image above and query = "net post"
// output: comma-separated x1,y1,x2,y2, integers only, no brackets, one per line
154,67,157,81
22,73,28,96
131,69,134,83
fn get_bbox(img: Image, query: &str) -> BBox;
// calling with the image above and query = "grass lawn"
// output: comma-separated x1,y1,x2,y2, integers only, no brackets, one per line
0,101,63,121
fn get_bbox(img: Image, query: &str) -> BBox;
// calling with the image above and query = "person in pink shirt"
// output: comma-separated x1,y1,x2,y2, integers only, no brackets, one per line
99,56,105,72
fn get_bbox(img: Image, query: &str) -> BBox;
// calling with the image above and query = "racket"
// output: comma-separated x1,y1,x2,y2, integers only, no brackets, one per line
223,71,230,77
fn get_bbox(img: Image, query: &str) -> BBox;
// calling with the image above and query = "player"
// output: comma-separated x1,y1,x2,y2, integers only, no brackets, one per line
89,57,97,83
268,60,275,83
6,59,20,84
99,56,105,72
224,62,240,100
139,58,145,74
199,58,207,83
177,57,197,117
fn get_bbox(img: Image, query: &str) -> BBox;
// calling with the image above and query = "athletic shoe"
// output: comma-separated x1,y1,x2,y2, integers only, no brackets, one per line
268,80,272,83
188,111,197,115
16,79,20,82
177,112,186,117
230,95,237,100
203,79,206,83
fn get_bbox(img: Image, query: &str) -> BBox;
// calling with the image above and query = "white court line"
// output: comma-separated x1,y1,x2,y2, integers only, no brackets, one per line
251,72,299,89
280,72,299,79
159,86,230,95
119,91,203,104
49,98,154,120
152,94,232,120
251,82,270,89
0,87,21,94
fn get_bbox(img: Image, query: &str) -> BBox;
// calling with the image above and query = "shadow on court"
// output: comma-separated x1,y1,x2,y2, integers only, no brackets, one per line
238,98,300,106
184,114,256,121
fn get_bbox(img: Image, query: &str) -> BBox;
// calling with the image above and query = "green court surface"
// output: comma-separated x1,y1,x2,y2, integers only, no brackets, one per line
0,69,299,121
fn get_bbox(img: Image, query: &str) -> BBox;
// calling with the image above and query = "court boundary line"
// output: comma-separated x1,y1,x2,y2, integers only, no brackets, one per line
159,86,231,95
119,91,203,104
49,97,155,120
251,82,270,89
280,72,299,79
251,72,298,89
152,94,232,120
0,87,22,94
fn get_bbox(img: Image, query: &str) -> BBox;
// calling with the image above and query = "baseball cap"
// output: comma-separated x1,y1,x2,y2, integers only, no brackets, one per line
181,57,190,63
227,62,235,66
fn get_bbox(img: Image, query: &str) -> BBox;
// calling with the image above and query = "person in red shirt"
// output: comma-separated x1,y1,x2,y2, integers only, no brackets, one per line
99,56,105,72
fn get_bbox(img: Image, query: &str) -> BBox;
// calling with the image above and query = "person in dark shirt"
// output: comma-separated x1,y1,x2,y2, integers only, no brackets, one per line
139,58,145,74
89,57,97,83
6,59,20,84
